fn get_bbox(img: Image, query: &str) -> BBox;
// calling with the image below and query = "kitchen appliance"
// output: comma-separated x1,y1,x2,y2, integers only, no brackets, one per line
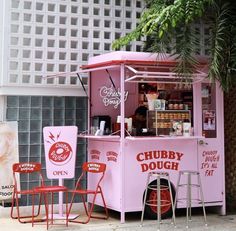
92,115,111,135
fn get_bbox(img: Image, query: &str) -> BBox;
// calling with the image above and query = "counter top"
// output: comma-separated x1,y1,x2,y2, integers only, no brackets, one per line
125,136,204,140
78,134,204,141
78,134,120,141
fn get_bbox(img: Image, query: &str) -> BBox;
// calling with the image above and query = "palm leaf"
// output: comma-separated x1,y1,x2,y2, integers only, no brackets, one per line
208,1,235,91
112,0,236,91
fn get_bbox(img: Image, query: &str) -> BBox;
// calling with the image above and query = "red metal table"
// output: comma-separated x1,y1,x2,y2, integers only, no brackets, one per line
32,185,68,230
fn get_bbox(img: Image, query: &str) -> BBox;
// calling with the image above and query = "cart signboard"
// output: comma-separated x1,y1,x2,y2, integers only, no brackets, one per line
43,126,78,179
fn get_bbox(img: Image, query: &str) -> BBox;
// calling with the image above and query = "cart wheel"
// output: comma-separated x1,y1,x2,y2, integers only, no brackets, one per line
143,179,175,219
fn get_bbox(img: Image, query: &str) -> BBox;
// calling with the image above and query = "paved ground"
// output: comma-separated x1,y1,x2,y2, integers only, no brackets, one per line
1,206,236,231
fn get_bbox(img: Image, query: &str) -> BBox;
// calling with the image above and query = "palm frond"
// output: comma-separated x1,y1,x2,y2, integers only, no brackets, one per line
112,1,169,50
112,0,236,91
173,24,200,82
112,0,213,50
208,2,232,91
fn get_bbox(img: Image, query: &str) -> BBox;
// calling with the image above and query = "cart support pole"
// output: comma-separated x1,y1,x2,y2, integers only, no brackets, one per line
120,63,125,223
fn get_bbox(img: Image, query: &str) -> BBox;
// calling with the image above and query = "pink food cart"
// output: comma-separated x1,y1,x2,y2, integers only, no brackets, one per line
78,51,225,223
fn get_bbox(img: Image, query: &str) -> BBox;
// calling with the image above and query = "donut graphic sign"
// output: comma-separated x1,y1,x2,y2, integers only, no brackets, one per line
48,141,72,165
43,126,78,179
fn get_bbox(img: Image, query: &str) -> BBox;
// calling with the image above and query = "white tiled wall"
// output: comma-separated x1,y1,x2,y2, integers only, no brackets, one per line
2,0,144,92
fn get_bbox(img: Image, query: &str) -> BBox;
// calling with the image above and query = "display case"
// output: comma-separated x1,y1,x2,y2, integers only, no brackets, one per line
147,110,191,136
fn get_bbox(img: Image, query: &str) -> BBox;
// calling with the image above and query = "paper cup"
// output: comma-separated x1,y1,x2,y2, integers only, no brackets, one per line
147,99,154,110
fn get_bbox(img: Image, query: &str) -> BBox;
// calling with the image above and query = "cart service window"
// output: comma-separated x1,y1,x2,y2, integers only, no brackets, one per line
201,83,216,138
138,83,193,136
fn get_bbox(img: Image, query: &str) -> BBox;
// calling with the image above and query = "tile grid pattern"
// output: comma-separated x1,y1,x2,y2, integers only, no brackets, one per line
6,0,144,86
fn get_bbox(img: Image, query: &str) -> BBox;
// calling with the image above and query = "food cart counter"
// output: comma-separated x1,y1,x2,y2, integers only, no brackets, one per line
79,51,225,223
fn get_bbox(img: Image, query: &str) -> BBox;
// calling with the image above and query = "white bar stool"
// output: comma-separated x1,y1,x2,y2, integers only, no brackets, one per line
141,171,176,231
174,170,207,228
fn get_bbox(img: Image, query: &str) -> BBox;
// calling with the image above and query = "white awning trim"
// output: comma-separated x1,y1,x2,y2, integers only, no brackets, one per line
44,63,207,85
44,65,120,78
124,65,207,84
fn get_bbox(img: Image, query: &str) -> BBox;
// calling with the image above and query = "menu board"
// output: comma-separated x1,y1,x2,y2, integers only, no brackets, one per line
203,110,216,130
201,84,217,138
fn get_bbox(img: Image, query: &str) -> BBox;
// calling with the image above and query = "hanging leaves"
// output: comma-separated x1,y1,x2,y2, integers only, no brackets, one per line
112,0,236,91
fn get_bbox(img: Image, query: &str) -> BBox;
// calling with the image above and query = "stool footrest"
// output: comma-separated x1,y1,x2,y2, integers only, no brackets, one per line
177,198,204,203
145,199,171,207
177,183,200,188
147,185,169,190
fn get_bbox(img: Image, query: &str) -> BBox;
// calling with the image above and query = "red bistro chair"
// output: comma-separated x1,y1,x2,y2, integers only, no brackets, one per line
68,162,109,224
11,162,44,223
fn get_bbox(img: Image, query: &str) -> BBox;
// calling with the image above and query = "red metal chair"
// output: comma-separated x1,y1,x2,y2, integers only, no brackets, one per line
11,162,44,223
68,162,109,224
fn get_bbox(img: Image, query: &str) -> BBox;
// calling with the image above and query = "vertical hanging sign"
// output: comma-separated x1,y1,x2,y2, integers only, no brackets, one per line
43,126,78,179
0,121,19,200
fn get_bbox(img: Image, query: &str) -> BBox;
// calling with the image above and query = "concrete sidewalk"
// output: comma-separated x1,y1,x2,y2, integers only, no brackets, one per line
1,207,236,231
